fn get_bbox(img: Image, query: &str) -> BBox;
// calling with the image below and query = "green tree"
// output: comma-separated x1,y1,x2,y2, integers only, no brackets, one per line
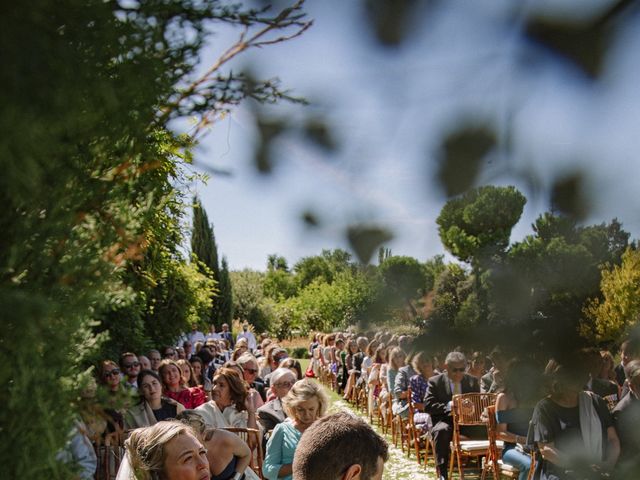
423,254,446,293
379,255,426,315
293,248,354,289
437,185,526,325
267,254,289,272
583,248,640,342
504,214,630,352
218,257,234,327
230,269,273,333
191,197,221,326
1,0,310,476
264,268,298,300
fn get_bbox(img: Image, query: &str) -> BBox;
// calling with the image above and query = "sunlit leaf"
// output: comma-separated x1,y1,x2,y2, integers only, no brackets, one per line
436,125,496,197
523,0,633,78
304,118,337,152
550,172,590,220
301,210,320,227
346,224,394,264
364,0,416,46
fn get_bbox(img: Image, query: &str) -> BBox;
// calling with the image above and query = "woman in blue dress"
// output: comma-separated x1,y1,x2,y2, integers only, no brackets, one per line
262,379,328,480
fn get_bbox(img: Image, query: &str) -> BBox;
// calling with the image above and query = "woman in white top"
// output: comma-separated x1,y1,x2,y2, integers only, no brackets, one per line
195,367,259,430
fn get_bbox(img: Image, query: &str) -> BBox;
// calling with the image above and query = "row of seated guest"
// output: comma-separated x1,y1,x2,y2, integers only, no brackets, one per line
119,411,389,480
400,341,640,480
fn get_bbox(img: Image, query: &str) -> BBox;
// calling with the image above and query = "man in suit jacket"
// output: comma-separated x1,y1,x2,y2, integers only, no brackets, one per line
424,351,480,480
220,322,235,349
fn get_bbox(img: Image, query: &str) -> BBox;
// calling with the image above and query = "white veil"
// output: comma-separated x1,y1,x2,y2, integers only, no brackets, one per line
115,451,135,480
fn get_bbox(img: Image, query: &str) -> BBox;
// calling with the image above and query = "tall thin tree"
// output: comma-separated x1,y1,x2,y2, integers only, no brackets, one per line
219,256,234,326
191,196,221,325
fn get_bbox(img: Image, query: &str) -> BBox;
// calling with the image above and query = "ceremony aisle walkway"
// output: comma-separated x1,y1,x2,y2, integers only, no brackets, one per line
320,384,436,480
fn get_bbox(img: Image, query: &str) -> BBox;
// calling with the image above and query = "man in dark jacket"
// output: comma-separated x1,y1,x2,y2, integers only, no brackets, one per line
424,351,480,480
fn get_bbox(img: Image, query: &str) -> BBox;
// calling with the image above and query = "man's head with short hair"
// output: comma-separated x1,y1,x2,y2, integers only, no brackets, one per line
445,351,467,383
293,411,388,480
625,359,640,395
119,352,140,380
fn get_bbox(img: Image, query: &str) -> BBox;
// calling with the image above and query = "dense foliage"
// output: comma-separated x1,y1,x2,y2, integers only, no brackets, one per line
230,187,637,360
1,0,309,476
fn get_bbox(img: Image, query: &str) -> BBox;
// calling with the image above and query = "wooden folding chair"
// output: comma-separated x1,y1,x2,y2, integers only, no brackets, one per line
483,405,538,480
222,427,265,480
95,431,125,480
449,392,496,480
379,391,392,435
407,388,435,466
482,405,512,480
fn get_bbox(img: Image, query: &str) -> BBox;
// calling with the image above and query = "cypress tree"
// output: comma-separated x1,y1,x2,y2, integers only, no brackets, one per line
219,256,234,326
191,196,221,324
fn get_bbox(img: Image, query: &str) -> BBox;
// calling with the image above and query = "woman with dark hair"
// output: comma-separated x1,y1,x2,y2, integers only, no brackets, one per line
195,367,259,430
124,370,185,429
158,359,207,409
280,357,303,381
467,351,488,379
494,360,542,480
177,358,198,388
189,355,212,391
530,356,620,479
342,338,364,400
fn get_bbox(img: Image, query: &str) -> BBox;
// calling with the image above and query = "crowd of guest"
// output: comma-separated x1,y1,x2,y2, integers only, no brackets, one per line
65,323,640,480
71,322,315,479
310,329,640,480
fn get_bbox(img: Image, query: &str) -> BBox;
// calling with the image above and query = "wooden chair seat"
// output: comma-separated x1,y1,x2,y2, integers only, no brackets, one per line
450,393,497,480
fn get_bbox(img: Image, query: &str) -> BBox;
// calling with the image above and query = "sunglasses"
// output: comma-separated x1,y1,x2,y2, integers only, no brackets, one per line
450,367,466,373
274,381,294,388
124,362,140,368
244,368,258,374
103,369,120,377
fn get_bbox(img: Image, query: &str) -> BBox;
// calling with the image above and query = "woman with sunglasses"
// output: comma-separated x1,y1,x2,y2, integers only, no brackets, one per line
124,370,185,429
97,360,132,437
238,353,266,409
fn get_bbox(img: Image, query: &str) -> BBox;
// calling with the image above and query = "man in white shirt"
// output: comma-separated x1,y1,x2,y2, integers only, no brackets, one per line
187,324,206,346
236,323,257,351
206,323,221,341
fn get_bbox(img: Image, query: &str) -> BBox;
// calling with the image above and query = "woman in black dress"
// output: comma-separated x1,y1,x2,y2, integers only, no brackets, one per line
530,356,620,479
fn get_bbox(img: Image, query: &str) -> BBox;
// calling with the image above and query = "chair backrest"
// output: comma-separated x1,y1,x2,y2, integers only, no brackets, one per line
485,404,501,476
406,387,415,426
222,427,264,479
452,392,496,427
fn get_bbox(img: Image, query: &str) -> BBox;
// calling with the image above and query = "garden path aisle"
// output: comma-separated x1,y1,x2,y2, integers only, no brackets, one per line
322,392,436,479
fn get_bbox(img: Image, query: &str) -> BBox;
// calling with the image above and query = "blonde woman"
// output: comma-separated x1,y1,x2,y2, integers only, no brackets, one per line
117,421,209,480
263,379,328,480
178,410,260,480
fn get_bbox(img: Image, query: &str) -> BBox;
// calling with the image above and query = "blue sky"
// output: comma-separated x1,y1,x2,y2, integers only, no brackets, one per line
186,0,640,271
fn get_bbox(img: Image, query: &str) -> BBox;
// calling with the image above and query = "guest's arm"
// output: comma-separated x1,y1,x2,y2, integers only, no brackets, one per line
262,425,290,479
424,377,448,417
603,425,620,469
